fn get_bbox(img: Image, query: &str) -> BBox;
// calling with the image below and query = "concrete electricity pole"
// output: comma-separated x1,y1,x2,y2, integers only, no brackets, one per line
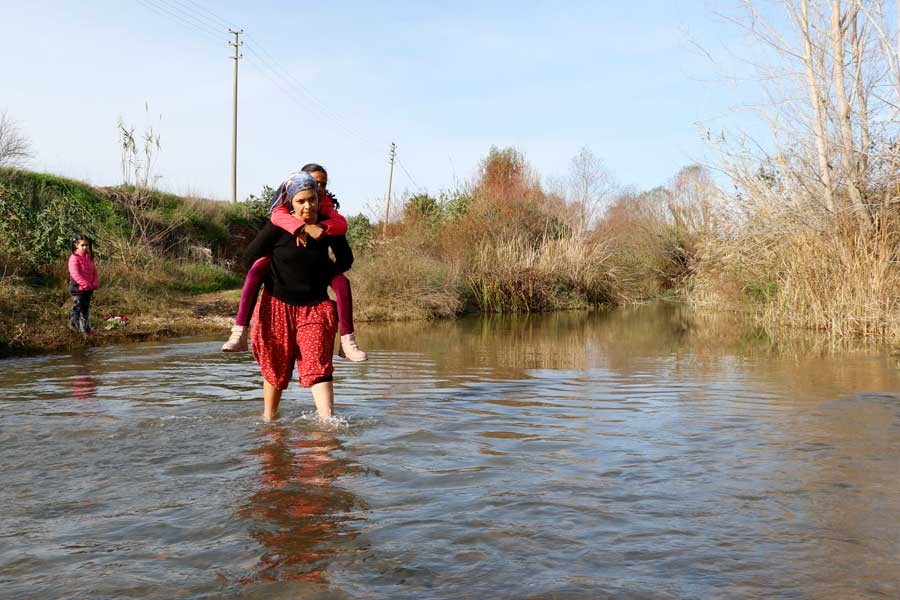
229,29,243,203
384,142,397,236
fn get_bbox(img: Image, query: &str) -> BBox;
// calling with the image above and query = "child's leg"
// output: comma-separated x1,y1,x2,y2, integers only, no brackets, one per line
223,257,270,352
236,257,271,327
329,273,354,336
69,295,83,331
81,291,93,331
330,273,368,361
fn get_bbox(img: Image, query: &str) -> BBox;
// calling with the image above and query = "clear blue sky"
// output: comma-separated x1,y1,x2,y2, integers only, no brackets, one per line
3,0,761,217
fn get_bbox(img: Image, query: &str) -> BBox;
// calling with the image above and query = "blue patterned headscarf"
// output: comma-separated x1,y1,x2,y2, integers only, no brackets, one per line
269,171,318,211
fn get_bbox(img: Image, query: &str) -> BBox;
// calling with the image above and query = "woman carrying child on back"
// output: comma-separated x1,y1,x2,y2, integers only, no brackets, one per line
223,163,367,361
68,235,99,334
243,171,353,421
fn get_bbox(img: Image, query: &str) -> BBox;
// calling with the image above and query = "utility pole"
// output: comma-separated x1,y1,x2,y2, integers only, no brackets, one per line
228,29,243,203
384,142,397,236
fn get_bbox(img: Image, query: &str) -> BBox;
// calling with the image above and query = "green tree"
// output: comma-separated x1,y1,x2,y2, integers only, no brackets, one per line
346,214,375,249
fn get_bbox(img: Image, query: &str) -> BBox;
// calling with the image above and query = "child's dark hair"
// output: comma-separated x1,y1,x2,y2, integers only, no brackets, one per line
300,163,339,208
71,235,94,256
301,163,327,176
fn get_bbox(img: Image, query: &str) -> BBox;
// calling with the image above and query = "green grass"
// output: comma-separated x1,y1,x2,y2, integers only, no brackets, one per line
169,262,243,294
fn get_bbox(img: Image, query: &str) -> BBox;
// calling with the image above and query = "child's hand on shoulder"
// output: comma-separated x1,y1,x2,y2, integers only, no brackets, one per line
305,224,325,240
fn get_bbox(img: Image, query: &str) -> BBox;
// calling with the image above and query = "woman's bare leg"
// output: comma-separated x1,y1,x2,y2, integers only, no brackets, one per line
311,380,334,419
263,379,283,421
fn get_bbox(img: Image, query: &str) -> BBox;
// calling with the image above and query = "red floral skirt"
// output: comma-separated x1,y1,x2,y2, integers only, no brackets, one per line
251,290,337,388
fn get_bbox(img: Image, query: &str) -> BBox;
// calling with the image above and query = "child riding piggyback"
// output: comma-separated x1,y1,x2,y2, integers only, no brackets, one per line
222,163,367,361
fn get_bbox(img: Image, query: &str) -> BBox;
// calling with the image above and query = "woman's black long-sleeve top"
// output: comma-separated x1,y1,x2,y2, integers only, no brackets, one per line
242,222,353,306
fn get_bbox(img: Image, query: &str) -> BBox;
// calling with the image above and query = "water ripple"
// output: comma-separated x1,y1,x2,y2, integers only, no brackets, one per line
2,309,900,598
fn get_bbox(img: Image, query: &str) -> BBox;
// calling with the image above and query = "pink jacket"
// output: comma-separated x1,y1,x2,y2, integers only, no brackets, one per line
270,192,349,236
68,252,99,292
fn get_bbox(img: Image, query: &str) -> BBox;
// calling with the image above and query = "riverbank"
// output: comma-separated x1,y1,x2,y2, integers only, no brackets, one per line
0,284,240,358
0,161,620,358
0,167,260,357
6,140,900,360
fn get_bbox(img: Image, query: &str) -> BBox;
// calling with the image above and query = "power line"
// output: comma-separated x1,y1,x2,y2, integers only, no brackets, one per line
135,0,216,41
242,44,363,140
133,0,380,149
134,0,336,135
243,36,334,114
242,36,373,147
396,156,425,193
131,0,433,195
136,0,223,42
239,45,356,137
139,0,370,144
179,0,237,31
154,0,223,37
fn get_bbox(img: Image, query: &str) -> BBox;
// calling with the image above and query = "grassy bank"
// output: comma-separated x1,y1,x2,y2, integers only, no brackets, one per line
0,168,257,356
1,152,639,356
5,138,899,359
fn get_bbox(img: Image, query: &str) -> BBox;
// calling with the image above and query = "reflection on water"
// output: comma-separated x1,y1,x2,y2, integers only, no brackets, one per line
239,428,362,587
365,304,898,397
1,303,899,598
66,354,98,401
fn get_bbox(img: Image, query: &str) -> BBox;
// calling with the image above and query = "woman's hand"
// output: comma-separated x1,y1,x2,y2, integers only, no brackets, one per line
304,224,325,240
295,231,309,247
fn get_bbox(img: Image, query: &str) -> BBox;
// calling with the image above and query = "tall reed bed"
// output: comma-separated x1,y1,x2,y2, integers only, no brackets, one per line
466,234,615,312
766,222,900,337
351,237,464,321
693,204,900,340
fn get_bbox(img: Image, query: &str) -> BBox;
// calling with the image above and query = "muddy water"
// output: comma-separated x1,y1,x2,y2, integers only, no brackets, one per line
1,305,899,599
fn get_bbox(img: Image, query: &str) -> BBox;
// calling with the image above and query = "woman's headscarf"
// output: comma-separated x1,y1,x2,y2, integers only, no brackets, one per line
269,171,318,211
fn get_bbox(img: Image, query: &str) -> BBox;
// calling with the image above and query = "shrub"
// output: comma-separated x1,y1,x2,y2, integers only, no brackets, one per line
441,188,474,221
467,234,614,312
402,193,444,232
346,214,375,250
596,178,716,302
0,169,122,275
352,237,463,321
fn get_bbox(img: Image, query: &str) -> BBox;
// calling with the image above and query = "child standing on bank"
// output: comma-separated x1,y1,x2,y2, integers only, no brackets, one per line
222,163,367,361
68,235,99,334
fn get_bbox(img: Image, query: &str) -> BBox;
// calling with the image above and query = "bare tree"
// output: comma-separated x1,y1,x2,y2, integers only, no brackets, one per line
117,117,161,244
849,8,871,183
107,114,190,258
830,0,871,226
714,0,898,225
797,0,836,213
668,164,719,233
567,146,616,232
700,2,832,222
854,0,900,201
0,111,31,167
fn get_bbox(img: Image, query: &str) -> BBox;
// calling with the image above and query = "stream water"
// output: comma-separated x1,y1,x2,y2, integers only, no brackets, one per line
1,305,899,599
